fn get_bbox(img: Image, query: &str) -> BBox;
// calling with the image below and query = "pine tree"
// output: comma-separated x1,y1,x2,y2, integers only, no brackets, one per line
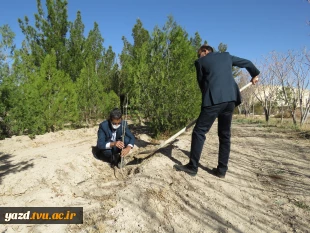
18,0,69,69
84,22,104,73
190,32,203,53
146,16,200,134
76,58,103,124
99,46,118,92
67,11,85,81
119,19,151,122
76,22,119,124
11,50,77,135
120,16,201,135
0,24,16,138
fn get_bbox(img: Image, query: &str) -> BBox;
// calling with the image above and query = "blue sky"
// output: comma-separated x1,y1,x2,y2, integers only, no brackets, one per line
1,0,310,63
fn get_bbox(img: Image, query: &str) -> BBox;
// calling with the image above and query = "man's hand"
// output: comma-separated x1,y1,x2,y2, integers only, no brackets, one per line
251,76,259,85
114,141,124,149
121,146,131,157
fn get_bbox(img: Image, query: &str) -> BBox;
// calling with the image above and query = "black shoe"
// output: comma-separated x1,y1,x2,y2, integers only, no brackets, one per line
173,163,197,176
211,168,225,178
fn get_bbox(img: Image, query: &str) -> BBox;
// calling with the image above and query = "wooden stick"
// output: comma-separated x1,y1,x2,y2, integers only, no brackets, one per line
239,82,252,92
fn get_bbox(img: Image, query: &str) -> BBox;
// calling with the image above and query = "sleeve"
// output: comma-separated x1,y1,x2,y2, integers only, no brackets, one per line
125,124,135,147
97,124,108,150
194,59,204,92
106,142,111,149
231,55,260,78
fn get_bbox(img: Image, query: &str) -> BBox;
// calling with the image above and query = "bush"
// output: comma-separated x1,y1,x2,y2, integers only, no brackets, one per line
274,111,291,118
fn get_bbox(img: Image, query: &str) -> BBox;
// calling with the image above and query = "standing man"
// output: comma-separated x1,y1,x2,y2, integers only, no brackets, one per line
174,45,259,178
96,108,135,168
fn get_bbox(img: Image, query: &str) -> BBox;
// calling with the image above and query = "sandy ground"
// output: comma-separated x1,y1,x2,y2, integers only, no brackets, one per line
0,119,309,233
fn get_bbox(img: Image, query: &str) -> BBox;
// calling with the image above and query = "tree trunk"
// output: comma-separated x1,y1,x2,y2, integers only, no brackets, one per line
292,110,297,125
264,107,269,122
281,104,284,124
237,106,242,115
300,104,310,127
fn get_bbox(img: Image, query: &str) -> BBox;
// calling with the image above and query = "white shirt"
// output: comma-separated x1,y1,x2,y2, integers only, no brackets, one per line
105,130,133,149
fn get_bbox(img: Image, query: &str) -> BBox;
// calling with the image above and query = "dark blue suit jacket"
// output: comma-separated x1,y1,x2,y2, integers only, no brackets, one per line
97,120,135,150
195,52,260,107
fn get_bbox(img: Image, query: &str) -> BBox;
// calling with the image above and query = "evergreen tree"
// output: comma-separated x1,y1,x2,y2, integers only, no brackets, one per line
0,24,16,138
218,42,227,53
10,50,77,135
146,16,200,134
77,22,119,124
127,19,150,121
120,16,201,135
99,46,118,92
67,11,85,81
119,36,134,99
76,58,103,124
190,32,203,53
119,19,151,123
0,24,15,82
18,0,69,69
84,22,104,74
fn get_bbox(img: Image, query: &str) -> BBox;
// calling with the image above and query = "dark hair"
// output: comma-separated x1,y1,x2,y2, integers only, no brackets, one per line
109,108,122,120
198,44,214,58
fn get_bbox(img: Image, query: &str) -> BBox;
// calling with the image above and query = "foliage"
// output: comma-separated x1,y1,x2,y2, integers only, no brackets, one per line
1,2,249,139
0,0,118,138
9,50,78,135
0,24,16,138
120,16,203,135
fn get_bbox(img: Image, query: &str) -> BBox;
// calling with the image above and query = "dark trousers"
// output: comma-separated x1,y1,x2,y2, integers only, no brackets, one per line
100,136,131,164
189,102,235,174
101,146,121,164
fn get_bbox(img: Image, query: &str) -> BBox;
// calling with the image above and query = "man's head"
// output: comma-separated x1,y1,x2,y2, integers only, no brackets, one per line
109,108,122,129
198,44,214,58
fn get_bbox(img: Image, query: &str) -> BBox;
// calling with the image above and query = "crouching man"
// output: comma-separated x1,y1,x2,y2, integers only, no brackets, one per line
96,108,135,168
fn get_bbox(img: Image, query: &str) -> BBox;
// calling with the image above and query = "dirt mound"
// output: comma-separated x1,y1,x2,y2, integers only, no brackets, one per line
0,122,309,232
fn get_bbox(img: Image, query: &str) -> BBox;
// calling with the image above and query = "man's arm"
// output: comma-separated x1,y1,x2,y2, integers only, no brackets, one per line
194,59,204,92
120,124,135,157
97,124,108,150
125,124,135,148
231,55,260,78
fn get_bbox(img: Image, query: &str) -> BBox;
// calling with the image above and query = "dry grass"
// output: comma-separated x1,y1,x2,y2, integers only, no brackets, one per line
233,114,310,137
